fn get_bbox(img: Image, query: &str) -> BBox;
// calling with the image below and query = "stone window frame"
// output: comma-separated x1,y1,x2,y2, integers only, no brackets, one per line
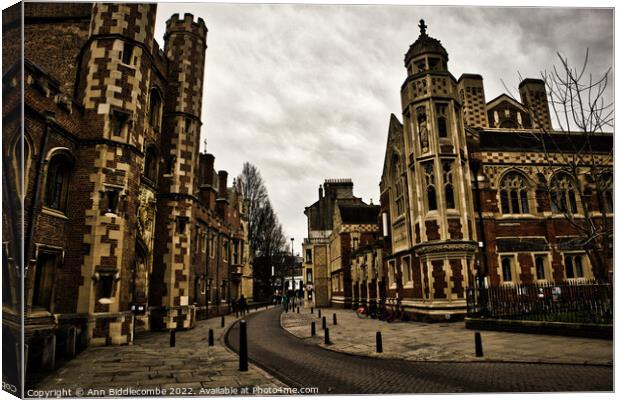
531,252,552,283
391,154,405,218
422,161,438,213
550,172,580,215
562,251,591,281
305,248,312,264
388,259,397,290
31,246,63,313
435,103,449,139
102,183,124,216
499,170,532,216
441,159,457,210
147,86,163,132
142,144,159,184
120,40,135,66
416,106,429,153
222,238,229,262
11,133,33,199
497,253,520,285
402,255,413,288
94,269,120,305
42,148,75,215
209,234,216,259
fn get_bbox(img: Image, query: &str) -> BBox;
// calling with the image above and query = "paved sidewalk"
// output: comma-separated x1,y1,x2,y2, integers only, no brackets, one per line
35,307,286,396
281,307,613,366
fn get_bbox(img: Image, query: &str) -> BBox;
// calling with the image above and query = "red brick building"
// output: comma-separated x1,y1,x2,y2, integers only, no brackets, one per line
376,21,613,321
2,2,251,379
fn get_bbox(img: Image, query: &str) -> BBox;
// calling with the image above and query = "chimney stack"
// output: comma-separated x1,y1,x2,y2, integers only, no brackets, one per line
519,78,552,131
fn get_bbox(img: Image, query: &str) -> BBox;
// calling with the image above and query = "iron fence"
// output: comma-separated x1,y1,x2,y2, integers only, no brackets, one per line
467,280,613,324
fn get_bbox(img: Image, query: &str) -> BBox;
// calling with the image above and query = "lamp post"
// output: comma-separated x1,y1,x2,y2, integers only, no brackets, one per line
290,238,295,297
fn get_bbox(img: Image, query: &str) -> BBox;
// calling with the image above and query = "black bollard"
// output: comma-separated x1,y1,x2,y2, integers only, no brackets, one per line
333,313,337,325
221,315,225,328
376,331,383,353
311,321,316,336
318,309,321,319
311,307,314,314
169,329,176,347
322,316,326,330
239,321,248,371
475,332,483,357
208,328,214,347
324,328,330,344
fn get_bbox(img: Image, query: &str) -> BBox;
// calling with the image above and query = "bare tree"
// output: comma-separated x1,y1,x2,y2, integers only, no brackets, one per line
508,50,613,282
237,163,289,298
237,162,269,258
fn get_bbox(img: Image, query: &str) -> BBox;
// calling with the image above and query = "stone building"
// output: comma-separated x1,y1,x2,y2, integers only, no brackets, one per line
2,2,251,379
376,21,613,320
303,179,379,308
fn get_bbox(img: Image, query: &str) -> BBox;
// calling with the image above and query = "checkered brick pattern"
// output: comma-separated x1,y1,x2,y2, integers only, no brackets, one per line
459,80,489,128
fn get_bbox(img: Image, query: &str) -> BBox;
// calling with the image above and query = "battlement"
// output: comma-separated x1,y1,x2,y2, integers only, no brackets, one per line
324,178,353,184
165,13,208,40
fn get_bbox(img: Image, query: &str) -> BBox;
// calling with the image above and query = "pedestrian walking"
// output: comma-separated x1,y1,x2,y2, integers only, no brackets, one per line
282,293,289,310
238,294,248,316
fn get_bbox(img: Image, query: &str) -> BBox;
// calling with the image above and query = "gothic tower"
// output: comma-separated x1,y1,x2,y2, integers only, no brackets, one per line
74,3,159,344
151,13,208,329
401,21,477,315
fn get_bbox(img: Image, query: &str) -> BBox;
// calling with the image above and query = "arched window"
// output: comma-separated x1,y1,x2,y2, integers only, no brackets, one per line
143,145,158,183
392,156,405,216
442,160,455,209
44,154,72,212
500,171,530,214
535,256,546,280
436,104,448,138
499,119,517,129
417,106,429,151
148,88,163,131
551,173,578,214
501,257,513,282
12,136,30,197
423,162,437,211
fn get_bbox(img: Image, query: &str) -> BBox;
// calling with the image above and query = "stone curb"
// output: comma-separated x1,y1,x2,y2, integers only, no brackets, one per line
280,311,613,368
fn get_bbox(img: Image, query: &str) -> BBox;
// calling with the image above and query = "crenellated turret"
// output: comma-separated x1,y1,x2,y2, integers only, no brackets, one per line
161,13,208,196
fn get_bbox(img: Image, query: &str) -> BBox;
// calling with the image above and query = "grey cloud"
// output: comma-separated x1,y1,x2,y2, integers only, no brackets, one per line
154,4,613,254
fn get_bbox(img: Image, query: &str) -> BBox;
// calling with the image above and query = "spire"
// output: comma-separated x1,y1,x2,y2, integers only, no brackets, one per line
418,19,427,36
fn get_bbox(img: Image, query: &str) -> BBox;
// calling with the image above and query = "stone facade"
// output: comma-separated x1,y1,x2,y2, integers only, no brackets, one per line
2,2,251,381
303,180,380,308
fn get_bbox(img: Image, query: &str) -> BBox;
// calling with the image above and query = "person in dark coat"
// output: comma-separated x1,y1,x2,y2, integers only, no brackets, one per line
238,294,248,316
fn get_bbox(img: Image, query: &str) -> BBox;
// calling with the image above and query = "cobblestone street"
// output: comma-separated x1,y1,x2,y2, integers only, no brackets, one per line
227,307,613,394
32,306,613,396
34,307,285,397
281,307,613,365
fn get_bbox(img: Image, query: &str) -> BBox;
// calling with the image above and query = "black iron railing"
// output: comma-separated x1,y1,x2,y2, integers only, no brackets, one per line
467,280,613,324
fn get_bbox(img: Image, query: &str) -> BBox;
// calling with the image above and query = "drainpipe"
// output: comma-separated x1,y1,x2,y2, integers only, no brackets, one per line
471,160,489,314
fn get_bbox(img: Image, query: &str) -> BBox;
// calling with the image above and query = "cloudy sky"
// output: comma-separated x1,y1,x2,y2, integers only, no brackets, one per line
153,3,613,255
